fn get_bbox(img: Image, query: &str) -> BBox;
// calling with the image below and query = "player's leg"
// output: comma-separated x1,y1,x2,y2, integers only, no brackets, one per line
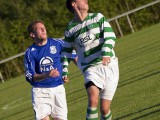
85,81,100,120
84,65,106,120
100,57,119,120
51,85,68,120
100,99,112,120
32,88,52,120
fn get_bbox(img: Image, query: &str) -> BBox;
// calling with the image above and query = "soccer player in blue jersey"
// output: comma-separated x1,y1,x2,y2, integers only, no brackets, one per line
24,20,73,120
62,0,119,120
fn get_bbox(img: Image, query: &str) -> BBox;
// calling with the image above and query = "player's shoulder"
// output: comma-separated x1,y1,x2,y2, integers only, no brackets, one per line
97,13,105,19
89,12,103,17
25,48,30,55
88,13,105,21
25,44,36,56
25,43,34,53
65,21,73,31
49,38,64,45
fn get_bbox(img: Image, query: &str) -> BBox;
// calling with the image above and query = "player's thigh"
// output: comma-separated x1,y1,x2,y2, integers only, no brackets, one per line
51,85,68,120
100,98,111,114
86,84,100,107
100,58,119,100
32,88,51,120
84,66,105,90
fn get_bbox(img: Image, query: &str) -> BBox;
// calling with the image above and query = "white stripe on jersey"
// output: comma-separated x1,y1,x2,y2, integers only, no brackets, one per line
101,47,111,52
104,32,116,38
104,21,111,27
104,39,115,47
52,38,64,45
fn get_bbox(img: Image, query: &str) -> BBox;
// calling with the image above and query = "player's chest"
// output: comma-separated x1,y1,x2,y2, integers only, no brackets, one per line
34,45,60,61
73,21,100,47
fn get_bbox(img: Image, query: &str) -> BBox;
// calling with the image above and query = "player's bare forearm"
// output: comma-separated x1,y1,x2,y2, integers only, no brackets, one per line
33,69,60,82
33,73,48,82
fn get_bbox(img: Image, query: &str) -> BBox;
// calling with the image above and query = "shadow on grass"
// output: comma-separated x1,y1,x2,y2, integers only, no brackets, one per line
69,70,82,79
120,59,160,77
67,94,87,106
0,79,24,92
114,103,160,120
17,113,34,120
118,67,160,88
132,109,160,120
1,106,33,120
119,41,160,65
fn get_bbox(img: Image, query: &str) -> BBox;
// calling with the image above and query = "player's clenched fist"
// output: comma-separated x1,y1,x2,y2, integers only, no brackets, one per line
48,68,60,78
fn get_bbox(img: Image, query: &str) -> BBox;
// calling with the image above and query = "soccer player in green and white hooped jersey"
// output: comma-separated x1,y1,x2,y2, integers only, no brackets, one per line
62,0,119,120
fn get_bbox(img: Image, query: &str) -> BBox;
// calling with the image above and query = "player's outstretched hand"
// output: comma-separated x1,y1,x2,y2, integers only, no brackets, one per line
62,76,69,83
48,68,60,78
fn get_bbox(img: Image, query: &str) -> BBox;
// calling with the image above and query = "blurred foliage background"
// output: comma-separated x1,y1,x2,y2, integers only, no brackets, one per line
0,0,159,80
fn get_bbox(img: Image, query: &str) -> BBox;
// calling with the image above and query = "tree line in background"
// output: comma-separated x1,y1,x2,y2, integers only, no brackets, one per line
0,0,159,80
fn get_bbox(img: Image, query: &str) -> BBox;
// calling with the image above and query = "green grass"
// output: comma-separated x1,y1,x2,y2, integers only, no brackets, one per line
0,23,160,120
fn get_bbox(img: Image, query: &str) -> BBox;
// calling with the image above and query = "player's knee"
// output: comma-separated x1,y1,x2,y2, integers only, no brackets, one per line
101,107,110,115
89,97,98,106
100,102,110,115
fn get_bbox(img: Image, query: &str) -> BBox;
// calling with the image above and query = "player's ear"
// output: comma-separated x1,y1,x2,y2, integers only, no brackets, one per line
30,32,35,38
71,2,77,8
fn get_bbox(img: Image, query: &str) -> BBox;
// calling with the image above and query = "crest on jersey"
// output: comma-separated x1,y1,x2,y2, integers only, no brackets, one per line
87,24,93,29
50,46,57,54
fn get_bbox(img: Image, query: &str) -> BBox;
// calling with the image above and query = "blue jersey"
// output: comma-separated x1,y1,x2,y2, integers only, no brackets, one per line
24,38,64,88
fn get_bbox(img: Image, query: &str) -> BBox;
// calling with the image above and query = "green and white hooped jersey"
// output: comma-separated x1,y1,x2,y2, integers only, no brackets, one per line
62,13,117,74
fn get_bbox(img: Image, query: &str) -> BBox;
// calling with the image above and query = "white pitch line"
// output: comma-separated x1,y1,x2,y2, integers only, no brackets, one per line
2,96,31,110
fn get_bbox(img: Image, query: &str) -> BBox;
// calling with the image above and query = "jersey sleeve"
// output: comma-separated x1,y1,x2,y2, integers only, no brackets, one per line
98,13,116,57
61,30,75,77
24,49,36,83
71,50,77,59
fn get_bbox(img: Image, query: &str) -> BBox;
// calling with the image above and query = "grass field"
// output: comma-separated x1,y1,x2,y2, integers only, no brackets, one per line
0,23,160,120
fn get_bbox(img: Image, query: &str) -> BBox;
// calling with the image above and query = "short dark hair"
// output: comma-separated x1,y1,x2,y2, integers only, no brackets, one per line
27,20,44,35
66,0,75,13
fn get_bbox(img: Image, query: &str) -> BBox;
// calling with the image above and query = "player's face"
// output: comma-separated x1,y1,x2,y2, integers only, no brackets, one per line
73,0,89,12
34,23,47,41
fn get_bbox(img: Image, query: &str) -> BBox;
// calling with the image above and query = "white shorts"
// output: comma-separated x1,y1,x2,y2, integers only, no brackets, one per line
32,85,68,120
84,57,119,100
